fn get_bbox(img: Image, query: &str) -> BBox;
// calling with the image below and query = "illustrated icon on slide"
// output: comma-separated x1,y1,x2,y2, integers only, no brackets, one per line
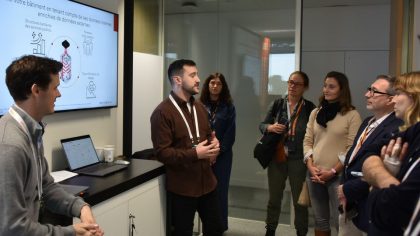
86,80,96,98
31,32,45,55
48,36,81,88
83,35,93,56
60,40,72,83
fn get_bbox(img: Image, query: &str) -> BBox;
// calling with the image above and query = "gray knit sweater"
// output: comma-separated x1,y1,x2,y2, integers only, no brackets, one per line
0,105,86,235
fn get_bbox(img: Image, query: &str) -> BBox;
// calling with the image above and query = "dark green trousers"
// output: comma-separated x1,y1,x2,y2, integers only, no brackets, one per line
265,159,308,234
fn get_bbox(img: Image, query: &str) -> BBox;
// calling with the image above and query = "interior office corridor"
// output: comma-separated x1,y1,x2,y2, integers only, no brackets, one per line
164,1,393,235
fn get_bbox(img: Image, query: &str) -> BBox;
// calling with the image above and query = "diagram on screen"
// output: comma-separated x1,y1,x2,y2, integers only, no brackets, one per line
48,36,81,88
83,35,93,56
86,80,96,98
60,40,72,83
31,32,45,55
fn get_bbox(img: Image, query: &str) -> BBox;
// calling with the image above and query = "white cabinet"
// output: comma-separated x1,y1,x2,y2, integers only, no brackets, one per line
94,201,129,236
74,176,166,236
128,183,165,235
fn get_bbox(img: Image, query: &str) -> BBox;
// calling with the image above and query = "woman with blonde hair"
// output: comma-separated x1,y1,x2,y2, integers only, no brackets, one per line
392,72,420,131
362,71,420,236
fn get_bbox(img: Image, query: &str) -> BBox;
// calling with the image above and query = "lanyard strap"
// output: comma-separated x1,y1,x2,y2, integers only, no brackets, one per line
287,98,304,137
9,107,43,201
402,157,420,182
358,118,376,148
208,102,219,130
169,94,200,145
348,118,378,164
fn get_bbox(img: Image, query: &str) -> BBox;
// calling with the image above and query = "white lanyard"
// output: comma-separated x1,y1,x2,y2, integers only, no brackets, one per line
9,107,43,201
402,157,420,182
169,94,200,145
286,97,303,122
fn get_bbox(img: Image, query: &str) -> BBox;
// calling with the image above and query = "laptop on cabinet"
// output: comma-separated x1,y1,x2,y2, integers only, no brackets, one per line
61,135,127,177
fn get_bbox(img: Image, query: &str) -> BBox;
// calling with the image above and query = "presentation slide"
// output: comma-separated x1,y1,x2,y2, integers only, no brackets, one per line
0,0,118,116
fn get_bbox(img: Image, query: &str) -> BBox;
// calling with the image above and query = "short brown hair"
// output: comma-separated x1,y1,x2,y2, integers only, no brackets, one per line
6,55,62,101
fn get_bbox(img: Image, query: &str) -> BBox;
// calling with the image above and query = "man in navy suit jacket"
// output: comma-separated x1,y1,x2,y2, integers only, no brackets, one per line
337,75,402,235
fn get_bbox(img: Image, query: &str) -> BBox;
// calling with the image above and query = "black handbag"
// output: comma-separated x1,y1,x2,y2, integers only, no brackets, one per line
254,98,286,169
253,132,284,169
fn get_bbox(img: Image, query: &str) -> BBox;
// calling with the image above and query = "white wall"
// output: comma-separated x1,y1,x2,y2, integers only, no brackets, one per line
44,0,124,171
132,52,164,152
302,4,390,119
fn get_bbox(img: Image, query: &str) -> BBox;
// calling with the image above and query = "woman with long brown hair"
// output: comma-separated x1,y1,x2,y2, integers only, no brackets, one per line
303,71,362,236
200,72,236,232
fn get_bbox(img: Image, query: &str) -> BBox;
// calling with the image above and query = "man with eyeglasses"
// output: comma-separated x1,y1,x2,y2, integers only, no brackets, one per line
337,75,403,235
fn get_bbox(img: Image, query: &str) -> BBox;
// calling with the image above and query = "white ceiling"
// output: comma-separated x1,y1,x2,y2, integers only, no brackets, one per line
165,0,390,14
165,0,390,40
73,0,391,41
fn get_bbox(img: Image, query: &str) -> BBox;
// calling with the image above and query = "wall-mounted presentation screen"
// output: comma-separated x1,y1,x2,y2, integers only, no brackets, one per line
0,0,118,116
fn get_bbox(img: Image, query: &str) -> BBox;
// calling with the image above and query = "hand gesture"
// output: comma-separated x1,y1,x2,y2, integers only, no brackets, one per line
77,205,104,236
307,162,323,184
381,137,409,161
267,122,287,134
317,169,335,183
73,223,104,236
196,131,220,164
381,137,409,176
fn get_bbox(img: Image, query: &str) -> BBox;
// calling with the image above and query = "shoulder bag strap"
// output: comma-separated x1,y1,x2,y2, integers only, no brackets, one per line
274,98,284,121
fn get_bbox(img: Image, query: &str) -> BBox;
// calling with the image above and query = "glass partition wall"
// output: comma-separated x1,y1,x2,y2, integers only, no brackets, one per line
164,0,299,224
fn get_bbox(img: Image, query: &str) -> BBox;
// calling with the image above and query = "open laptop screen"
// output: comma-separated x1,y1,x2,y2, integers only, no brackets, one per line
61,135,99,170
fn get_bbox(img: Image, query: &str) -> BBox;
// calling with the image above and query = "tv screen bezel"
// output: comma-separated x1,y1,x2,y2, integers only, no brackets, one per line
0,0,119,117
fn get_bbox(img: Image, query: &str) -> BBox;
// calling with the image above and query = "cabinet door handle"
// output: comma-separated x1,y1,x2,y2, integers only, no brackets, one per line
129,214,136,236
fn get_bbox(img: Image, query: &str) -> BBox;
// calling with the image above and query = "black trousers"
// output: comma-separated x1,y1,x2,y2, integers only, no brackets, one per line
169,190,223,236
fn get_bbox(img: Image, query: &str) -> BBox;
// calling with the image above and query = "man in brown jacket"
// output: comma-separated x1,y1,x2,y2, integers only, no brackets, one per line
150,59,222,236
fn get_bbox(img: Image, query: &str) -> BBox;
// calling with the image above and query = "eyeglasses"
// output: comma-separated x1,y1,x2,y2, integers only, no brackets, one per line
366,87,391,96
288,80,304,87
210,81,222,86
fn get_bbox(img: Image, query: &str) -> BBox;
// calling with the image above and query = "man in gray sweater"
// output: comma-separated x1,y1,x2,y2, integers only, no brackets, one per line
0,55,104,236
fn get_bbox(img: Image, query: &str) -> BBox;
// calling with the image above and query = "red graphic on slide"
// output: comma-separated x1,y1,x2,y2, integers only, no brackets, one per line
60,40,72,83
